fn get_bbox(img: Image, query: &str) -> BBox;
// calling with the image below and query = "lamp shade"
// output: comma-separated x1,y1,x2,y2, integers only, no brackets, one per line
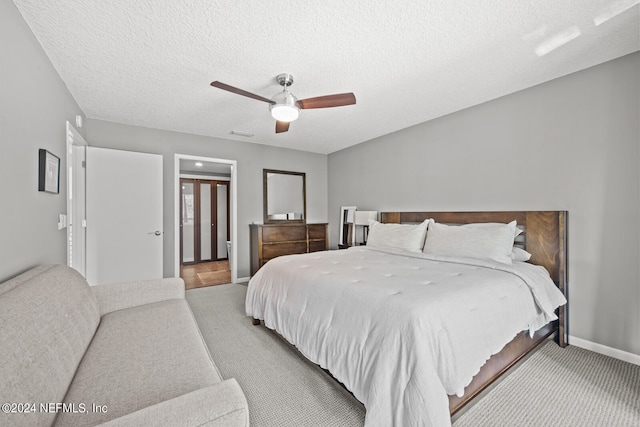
270,91,300,122
355,211,377,225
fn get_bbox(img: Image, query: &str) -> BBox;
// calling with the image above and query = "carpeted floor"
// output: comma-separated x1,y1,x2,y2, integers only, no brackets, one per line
453,340,640,427
186,284,365,426
186,284,640,427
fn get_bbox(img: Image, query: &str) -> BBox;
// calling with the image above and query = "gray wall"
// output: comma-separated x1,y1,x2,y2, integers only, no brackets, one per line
0,0,86,282
84,119,328,279
328,52,640,356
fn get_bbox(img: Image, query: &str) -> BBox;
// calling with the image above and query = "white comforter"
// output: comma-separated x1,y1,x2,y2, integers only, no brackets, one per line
246,246,566,427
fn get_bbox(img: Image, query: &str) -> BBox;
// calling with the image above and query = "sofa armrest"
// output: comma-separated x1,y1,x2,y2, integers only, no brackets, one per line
92,277,185,315
98,379,249,427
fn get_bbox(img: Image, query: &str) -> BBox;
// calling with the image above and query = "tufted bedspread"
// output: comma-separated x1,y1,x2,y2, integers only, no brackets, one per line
246,246,566,427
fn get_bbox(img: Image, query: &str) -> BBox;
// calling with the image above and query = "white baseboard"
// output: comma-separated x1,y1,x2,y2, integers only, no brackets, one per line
235,276,250,284
569,335,640,366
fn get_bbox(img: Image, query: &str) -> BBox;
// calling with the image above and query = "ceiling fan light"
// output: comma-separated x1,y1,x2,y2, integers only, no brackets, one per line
270,91,300,122
271,105,300,122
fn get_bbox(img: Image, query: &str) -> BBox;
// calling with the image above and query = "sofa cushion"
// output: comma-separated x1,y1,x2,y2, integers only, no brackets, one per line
96,380,249,427
56,298,223,426
0,265,101,427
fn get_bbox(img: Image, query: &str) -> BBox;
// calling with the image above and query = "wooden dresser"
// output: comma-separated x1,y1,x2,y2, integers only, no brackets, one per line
249,223,328,275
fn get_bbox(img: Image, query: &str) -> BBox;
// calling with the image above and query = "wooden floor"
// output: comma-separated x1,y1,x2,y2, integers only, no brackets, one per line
181,260,231,290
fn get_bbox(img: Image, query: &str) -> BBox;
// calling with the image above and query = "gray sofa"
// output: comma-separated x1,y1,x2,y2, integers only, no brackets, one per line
0,265,249,426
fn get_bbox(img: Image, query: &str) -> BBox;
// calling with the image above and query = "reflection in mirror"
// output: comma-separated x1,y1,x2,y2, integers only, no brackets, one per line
339,206,356,247
264,169,306,223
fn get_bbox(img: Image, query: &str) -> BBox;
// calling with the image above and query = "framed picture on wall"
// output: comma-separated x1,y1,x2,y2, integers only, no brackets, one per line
38,149,60,194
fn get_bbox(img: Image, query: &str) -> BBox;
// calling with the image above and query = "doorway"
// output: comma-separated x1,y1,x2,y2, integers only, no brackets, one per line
68,123,164,285
175,154,238,286
180,178,229,264
180,178,231,289
66,121,88,277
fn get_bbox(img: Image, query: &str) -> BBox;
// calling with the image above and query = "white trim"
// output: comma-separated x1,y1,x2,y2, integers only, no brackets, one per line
174,154,238,283
66,122,88,277
236,276,250,284
569,335,640,366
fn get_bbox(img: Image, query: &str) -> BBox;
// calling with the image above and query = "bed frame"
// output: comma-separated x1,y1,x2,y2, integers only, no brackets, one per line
380,211,568,415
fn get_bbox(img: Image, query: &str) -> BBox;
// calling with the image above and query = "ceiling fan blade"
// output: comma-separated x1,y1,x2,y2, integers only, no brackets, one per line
210,81,274,104
275,120,290,133
297,93,356,109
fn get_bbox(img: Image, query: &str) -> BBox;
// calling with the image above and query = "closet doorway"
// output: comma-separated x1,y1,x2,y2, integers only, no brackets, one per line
175,155,237,289
180,178,229,265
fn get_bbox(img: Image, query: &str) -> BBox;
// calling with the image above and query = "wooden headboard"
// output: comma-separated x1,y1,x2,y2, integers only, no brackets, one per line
381,211,568,345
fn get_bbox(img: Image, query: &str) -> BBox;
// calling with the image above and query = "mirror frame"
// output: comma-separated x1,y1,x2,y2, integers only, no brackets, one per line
339,206,357,247
263,169,307,224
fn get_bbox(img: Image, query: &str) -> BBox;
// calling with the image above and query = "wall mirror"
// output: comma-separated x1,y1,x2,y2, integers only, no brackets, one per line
339,206,356,247
263,169,306,223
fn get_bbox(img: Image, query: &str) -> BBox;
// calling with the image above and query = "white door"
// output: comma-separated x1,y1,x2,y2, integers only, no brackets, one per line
86,147,163,285
216,182,229,258
66,122,88,277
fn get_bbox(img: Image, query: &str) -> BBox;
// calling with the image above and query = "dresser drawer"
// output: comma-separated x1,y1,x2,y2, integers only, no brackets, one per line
262,225,307,243
250,223,328,276
308,240,327,253
307,224,327,240
263,242,307,259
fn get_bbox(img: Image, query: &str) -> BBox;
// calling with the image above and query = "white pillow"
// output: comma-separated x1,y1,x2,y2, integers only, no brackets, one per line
465,221,522,239
366,219,429,253
511,247,532,262
423,220,517,264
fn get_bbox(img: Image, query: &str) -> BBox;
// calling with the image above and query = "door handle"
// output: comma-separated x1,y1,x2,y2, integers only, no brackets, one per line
148,231,162,236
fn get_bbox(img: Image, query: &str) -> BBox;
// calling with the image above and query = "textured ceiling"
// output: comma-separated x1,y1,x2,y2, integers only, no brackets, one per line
13,0,640,154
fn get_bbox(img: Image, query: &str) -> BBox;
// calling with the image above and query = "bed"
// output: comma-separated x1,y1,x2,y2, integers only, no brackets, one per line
246,211,568,426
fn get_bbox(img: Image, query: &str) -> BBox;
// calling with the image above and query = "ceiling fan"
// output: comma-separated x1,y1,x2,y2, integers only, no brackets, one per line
210,73,356,134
